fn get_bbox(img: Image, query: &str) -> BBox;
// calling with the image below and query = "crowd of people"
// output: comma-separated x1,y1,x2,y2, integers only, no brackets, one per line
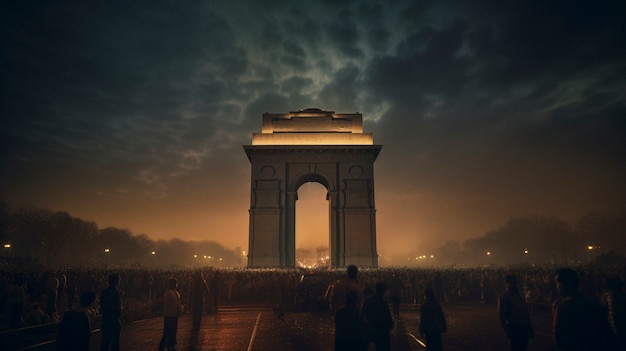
0,263,623,350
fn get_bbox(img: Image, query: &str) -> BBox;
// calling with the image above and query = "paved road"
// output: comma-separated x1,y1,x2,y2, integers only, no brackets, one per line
114,304,556,351
111,305,413,351
17,304,557,350
402,304,557,351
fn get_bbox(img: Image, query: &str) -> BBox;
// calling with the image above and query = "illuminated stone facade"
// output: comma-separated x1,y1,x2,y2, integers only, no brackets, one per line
244,109,382,268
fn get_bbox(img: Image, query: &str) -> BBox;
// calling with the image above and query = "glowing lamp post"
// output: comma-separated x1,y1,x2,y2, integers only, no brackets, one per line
524,248,529,290
2,243,10,257
587,245,595,263
104,248,110,268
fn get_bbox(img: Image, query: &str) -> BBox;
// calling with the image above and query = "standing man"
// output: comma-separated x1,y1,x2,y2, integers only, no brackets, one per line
100,273,122,351
419,288,447,351
46,271,60,321
159,277,181,351
552,268,614,350
499,275,533,351
57,291,96,351
362,282,394,351
389,275,402,320
190,270,210,331
334,290,364,351
329,265,364,317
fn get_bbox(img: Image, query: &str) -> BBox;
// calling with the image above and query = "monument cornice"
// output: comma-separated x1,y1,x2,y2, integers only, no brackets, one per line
243,145,382,161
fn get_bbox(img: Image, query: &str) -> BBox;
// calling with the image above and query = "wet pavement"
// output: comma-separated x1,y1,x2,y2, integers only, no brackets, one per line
115,306,416,351
15,304,556,350
111,304,556,351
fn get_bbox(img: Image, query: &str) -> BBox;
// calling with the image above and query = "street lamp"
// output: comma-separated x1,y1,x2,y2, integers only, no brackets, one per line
104,248,110,268
2,244,10,258
524,248,529,291
587,245,595,264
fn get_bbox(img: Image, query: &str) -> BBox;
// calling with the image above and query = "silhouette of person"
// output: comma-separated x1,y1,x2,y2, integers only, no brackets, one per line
362,282,394,351
552,268,615,351
100,273,122,351
329,265,364,316
334,290,364,351
603,276,626,350
159,277,181,351
66,270,78,310
208,269,220,313
57,291,96,351
190,270,210,331
8,274,26,328
419,287,447,351
46,271,59,321
390,275,402,320
499,275,534,351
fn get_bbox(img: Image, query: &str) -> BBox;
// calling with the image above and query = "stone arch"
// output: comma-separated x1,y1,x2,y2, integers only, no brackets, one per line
244,109,381,268
290,169,332,194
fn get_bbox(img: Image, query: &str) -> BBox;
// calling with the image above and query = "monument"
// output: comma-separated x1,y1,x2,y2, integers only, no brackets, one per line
244,109,382,268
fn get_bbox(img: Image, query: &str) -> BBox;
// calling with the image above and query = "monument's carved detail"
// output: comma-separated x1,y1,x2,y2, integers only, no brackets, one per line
244,109,382,268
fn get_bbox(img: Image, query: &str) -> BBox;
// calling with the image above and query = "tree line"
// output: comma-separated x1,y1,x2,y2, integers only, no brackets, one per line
1,198,624,270
0,200,244,269
431,212,626,267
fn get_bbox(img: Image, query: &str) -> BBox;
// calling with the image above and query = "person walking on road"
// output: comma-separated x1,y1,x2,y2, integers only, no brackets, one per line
159,277,181,351
419,287,447,351
499,275,534,351
363,282,394,351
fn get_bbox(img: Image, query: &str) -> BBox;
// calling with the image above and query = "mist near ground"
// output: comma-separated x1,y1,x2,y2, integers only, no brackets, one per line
1,196,624,270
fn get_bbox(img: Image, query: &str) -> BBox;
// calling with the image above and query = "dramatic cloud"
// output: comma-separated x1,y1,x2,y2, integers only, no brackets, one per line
1,0,624,262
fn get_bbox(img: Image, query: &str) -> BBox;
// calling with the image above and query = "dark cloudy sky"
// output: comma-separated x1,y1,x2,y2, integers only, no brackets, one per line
1,1,625,261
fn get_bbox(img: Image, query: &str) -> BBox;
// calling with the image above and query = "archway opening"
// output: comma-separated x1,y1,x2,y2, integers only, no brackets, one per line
295,182,330,269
